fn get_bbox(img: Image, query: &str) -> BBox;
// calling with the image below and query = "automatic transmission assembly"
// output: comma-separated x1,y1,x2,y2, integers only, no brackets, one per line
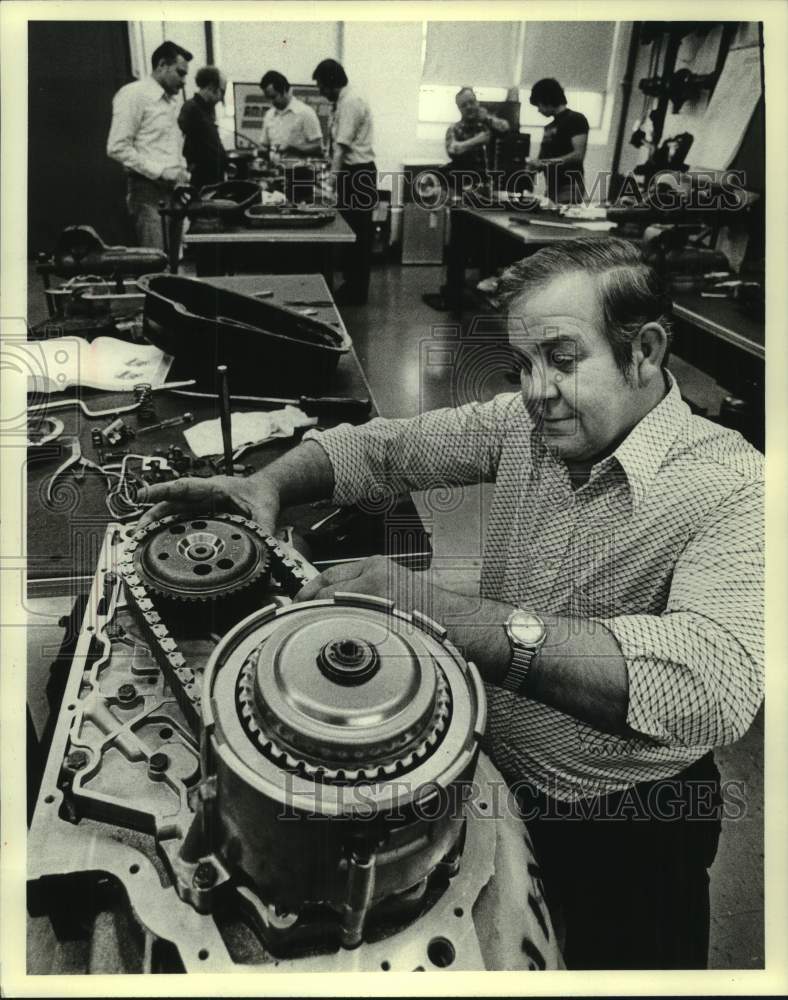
28,517,561,973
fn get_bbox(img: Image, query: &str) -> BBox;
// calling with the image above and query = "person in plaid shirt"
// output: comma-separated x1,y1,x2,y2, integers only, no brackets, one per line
445,86,510,180
139,237,763,970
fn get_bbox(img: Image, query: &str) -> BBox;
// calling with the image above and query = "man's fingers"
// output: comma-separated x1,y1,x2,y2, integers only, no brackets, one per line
294,578,365,604
137,501,181,528
137,478,216,505
293,560,365,602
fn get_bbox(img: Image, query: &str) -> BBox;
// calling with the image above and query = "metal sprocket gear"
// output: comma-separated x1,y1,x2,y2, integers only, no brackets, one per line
120,513,272,603
236,650,452,784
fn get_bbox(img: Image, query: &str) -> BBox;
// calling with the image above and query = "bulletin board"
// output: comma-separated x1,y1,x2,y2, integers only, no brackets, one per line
233,83,270,147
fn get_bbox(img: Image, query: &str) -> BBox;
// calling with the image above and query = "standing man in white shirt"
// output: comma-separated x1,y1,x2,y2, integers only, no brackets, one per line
312,58,376,306
259,71,324,159
107,41,192,252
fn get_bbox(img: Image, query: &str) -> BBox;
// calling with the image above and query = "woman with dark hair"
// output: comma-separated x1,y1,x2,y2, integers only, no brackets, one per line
527,77,589,204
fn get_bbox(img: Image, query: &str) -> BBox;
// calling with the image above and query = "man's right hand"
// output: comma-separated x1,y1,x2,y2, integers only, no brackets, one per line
136,475,280,534
161,165,191,186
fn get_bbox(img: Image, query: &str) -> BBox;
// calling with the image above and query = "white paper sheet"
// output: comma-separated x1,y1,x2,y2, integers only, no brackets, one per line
689,46,761,171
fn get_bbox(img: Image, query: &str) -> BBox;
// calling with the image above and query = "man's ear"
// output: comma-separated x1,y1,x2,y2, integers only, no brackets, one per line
632,322,668,386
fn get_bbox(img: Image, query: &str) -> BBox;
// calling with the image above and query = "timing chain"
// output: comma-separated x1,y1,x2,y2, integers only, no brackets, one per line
119,522,310,730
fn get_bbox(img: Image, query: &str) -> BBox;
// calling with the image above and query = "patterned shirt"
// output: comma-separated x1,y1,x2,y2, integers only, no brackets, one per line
107,76,185,181
261,96,323,154
445,112,509,174
305,375,764,800
445,118,492,174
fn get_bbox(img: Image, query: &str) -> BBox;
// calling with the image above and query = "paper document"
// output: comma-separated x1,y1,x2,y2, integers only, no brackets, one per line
25,337,173,394
689,46,761,171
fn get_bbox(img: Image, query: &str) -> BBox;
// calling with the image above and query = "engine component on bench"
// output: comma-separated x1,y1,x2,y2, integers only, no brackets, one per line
38,225,168,277
27,523,562,973
244,204,336,229
200,594,484,950
125,513,272,605
137,273,352,394
177,180,261,224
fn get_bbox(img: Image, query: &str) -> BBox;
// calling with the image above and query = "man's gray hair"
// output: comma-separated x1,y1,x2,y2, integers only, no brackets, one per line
455,86,476,103
497,236,674,375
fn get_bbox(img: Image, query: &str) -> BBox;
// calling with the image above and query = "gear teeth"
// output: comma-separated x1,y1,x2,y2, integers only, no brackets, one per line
128,513,271,606
235,625,453,785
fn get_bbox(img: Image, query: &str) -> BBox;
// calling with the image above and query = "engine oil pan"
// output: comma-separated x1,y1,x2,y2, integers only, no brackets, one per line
137,273,352,394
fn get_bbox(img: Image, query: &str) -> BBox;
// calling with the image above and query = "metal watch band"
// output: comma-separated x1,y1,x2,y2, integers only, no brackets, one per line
501,646,535,694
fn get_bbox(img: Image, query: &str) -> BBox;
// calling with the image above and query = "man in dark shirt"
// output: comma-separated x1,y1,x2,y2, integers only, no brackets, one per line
527,78,589,204
178,65,228,190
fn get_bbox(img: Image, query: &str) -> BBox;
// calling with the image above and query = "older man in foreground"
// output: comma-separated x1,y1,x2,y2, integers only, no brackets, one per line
139,237,763,969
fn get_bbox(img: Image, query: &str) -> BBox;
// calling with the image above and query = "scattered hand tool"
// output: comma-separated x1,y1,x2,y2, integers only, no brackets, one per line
27,417,64,448
28,380,196,419
167,390,371,423
217,365,235,477
136,412,194,435
45,438,106,504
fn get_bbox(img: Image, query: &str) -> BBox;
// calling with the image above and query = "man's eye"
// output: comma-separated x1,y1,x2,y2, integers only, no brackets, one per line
550,351,575,369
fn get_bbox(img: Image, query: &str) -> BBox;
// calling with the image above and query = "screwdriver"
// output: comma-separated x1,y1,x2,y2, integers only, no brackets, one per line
169,390,372,423
137,412,194,435
266,395,372,421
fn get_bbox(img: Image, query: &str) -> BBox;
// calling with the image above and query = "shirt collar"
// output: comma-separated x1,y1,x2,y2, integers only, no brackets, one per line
146,75,175,102
591,371,689,509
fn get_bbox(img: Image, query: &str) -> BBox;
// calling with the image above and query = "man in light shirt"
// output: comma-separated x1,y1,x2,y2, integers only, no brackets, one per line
312,58,376,305
107,40,193,252
259,70,323,159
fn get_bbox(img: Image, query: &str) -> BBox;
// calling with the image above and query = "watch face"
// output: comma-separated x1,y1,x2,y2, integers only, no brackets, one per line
509,611,546,646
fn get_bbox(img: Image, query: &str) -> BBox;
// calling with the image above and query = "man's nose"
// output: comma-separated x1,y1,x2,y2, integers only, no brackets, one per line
521,363,561,402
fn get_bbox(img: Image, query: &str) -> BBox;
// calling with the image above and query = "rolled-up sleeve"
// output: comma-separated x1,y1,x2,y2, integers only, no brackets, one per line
107,87,158,179
602,480,764,748
304,393,522,507
333,98,360,148
303,106,323,144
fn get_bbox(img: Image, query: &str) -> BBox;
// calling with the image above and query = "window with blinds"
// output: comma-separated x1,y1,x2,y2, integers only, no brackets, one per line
418,20,618,130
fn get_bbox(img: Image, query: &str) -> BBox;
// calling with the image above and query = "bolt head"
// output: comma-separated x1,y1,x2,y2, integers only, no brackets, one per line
65,749,89,770
117,683,137,703
193,861,217,889
149,752,169,773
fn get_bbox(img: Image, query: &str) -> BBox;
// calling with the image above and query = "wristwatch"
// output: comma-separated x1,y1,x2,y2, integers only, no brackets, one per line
502,609,547,694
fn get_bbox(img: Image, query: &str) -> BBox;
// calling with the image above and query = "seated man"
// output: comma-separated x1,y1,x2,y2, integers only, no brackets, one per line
178,65,229,190
445,86,510,183
259,70,324,159
138,237,763,970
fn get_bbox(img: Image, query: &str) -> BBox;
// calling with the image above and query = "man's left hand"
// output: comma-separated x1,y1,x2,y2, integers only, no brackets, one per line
294,554,441,618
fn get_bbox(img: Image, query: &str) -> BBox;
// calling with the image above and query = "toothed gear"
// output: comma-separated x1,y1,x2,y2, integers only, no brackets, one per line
120,513,272,603
236,654,451,783
233,604,454,784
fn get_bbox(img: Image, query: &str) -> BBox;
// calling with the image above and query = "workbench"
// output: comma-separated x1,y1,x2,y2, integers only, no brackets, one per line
25,271,433,837
443,204,765,446
25,273,430,598
183,215,356,287
444,205,615,311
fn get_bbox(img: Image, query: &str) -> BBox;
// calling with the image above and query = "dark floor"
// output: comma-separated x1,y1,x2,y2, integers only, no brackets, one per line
26,258,764,968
